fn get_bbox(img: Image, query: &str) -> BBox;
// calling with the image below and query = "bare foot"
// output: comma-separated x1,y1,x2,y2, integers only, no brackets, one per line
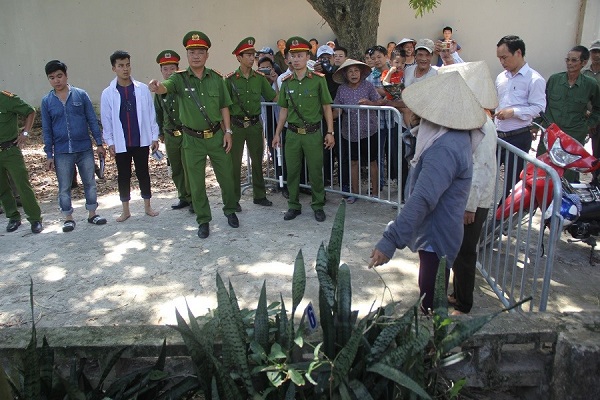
116,213,131,222
145,208,159,217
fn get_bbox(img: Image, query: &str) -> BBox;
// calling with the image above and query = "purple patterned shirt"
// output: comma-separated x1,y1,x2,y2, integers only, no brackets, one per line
334,80,381,141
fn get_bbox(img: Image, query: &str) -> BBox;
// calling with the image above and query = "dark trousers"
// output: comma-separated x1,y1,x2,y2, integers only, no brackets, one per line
418,250,450,313
451,207,488,313
323,122,341,187
591,125,600,182
115,146,152,202
498,131,532,203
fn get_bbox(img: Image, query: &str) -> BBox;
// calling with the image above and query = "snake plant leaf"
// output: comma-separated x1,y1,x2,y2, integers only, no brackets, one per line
367,362,432,400
255,280,269,353
39,336,54,395
316,243,335,309
229,280,248,343
338,380,353,400
278,294,290,349
378,327,430,369
319,289,336,359
368,300,417,364
326,200,346,285
56,373,86,400
155,376,199,400
291,249,306,320
0,365,13,400
336,263,353,348
432,256,448,321
211,375,220,400
348,379,375,400
23,278,40,400
440,313,498,355
333,318,368,385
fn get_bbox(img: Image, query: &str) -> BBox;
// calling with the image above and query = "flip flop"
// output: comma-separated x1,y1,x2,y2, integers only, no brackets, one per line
346,196,358,204
62,220,76,232
88,215,107,225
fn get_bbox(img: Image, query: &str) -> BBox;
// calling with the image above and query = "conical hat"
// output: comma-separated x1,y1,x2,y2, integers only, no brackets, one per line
437,61,499,110
402,71,487,130
332,59,372,84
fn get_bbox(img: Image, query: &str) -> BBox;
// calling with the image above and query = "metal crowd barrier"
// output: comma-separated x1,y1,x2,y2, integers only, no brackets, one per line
255,102,404,208
477,139,562,312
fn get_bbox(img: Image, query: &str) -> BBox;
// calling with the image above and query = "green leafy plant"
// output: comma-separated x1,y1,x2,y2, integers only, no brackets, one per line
1,279,175,400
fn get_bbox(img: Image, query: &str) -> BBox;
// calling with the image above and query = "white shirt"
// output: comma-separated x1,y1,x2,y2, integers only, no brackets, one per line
101,77,159,154
466,117,498,212
494,63,546,132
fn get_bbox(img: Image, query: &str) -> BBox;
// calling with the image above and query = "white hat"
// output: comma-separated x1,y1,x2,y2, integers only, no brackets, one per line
590,39,600,51
402,71,487,130
317,45,334,58
397,38,416,47
437,61,499,110
332,59,372,84
414,39,435,53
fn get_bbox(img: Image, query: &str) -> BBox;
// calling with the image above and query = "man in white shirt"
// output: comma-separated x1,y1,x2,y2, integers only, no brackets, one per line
494,35,546,200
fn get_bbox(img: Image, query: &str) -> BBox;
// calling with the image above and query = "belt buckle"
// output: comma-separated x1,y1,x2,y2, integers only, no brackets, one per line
243,116,250,121
297,127,306,134
203,130,214,139
243,121,250,128
173,130,182,137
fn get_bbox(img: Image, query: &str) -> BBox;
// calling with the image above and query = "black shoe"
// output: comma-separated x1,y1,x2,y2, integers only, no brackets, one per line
236,203,242,213
226,213,239,228
253,198,273,207
31,221,43,234
281,188,289,199
171,200,190,209
314,210,326,222
198,223,209,239
6,219,21,232
189,205,195,214
283,209,301,220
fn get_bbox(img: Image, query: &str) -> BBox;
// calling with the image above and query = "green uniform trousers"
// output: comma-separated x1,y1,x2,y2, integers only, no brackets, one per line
231,122,267,202
182,131,237,225
164,133,191,203
0,146,41,223
285,130,325,211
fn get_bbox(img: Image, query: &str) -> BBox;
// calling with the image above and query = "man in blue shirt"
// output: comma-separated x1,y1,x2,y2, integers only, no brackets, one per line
41,60,107,232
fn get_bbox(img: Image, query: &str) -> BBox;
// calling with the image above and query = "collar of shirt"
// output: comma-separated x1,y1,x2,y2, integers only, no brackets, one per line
504,62,531,79
557,71,584,87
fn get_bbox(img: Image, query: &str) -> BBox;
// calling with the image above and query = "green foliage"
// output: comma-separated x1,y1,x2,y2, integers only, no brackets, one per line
409,0,441,17
4,279,177,400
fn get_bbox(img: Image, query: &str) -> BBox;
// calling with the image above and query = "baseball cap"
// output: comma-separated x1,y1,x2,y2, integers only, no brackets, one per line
590,40,600,51
317,45,334,58
415,39,434,53
257,47,274,55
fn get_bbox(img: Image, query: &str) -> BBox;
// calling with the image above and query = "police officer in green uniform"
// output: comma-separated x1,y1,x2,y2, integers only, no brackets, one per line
0,90,43,233
149,31,238,239
272,36,335,222
226,37,277,211
154,50,193,211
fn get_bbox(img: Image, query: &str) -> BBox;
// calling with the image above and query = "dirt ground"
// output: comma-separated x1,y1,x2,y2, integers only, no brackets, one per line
0,132,599,330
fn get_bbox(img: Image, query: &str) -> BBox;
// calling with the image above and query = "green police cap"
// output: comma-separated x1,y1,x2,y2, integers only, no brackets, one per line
286,36,311,53
156,50,181,65
232,37,256,56
183,31,211,49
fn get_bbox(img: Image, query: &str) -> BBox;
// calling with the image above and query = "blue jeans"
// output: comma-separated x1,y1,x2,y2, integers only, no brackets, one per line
54,149,98,216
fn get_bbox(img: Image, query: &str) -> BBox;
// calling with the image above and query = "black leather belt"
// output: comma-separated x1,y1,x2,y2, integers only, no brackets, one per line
167,127,183,137
182,124,220,139
288,123,321,134
497,126,531,139
0,139,16,151
231,115,260,128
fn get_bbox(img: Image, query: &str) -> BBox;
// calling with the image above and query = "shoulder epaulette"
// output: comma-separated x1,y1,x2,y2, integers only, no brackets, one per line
1,90,15,98
225,71,236,79
175,70,187,74
282,74,293,82
311,71,325,78
212,69,224,78
255,70,266,77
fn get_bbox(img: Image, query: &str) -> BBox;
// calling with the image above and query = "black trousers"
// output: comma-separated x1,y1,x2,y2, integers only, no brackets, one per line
451,207,488,313
115,146,152,202
418,250,450,314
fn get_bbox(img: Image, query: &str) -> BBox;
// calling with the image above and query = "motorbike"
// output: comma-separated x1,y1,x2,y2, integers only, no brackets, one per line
492,121,600,261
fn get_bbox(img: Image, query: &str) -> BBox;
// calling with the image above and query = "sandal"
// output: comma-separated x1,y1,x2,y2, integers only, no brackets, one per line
447,294,458,306
88,215,107,225
346,196,358,204
62,220,76,232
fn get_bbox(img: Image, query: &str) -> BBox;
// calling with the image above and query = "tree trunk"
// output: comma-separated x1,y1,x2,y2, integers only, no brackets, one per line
305,0,383,60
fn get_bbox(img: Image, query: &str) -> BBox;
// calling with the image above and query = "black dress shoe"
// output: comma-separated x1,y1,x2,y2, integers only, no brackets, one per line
281,188,289,199
314,210,326,222
253,198,273,206
198,223,209,239
6,219,21,232
172,200,190,209
226,213,239,228
283,209,301,220
31,221,43,234
236,203,242,213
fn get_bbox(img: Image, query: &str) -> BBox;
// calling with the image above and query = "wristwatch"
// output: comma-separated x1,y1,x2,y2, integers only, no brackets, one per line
225,128,233,134
22,131,29,137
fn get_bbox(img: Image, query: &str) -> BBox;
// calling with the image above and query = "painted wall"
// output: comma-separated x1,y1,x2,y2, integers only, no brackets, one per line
1,0,598,106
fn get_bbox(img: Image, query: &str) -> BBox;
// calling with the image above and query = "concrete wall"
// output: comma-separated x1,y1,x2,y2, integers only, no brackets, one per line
1,0,598,106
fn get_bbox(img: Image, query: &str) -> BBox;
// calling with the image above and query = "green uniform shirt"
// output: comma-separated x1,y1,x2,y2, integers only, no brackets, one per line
154,93,182,135
278,71,332,125
162,67,232,131
545,72,600,140
225,68,276,117
0,91,35,142
583,67,600,86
